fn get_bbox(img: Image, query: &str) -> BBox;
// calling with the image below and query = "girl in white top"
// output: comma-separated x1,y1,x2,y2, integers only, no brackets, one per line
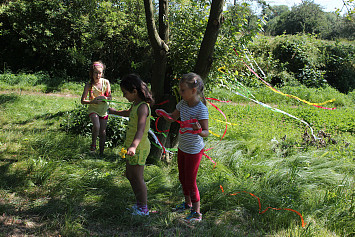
81,61,112,155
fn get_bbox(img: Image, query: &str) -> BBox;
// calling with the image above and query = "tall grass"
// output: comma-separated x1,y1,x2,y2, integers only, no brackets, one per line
0,80,354,236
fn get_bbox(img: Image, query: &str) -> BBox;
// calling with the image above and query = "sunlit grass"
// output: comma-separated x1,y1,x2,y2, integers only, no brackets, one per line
0,81,354,236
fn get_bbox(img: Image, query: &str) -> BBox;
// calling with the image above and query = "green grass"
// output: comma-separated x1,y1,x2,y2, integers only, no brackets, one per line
0,80,354,236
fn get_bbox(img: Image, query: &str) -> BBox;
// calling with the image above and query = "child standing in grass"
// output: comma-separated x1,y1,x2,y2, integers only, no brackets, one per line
81,61,112,155
109,74,154,216
158,72,209,223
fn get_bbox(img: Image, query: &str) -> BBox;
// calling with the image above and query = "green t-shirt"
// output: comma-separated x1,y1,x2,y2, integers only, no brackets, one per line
124,101,151,151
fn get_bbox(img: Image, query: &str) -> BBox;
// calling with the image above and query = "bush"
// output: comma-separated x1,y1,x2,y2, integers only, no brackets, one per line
322,43,355,93
272,34,328,88
248,37,299,87
60,104,127,148
243,35,355,92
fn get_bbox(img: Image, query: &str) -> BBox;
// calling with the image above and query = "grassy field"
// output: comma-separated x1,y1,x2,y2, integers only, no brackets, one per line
0,77,354,236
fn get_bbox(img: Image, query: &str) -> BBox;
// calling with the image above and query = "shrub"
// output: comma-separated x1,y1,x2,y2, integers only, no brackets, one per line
60,104,127,148
272,34,328,88
322,43,355,93
244,35,354,92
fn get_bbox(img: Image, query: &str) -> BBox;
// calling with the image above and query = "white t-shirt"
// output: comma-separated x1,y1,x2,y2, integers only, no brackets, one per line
176,100,209,154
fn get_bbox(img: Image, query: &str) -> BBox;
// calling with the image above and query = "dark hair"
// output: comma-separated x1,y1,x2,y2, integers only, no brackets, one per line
120,74,154,105
180,72,206,105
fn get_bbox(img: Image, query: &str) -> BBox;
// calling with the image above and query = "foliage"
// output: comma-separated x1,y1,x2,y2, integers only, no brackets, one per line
1,33,354,95
264,0,355,40
0,0,151,81
168,0,210,77
321,42,355,93
336,0,355,20
241,34,355,93
60,103,127,148
1,0,354,90
208,2,265,87
272,34,326,87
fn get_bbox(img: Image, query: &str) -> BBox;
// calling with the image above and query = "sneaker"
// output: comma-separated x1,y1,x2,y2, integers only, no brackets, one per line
90,144,96,153
172,202,192,213
127,204,138,212
132,206,149,216
185,211,202,223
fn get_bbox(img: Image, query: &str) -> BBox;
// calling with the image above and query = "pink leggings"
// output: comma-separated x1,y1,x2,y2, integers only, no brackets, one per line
177,149,203,203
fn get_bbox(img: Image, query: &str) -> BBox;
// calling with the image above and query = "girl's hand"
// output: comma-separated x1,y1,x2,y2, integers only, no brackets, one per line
155,109,166,117
92,96,106,104
195,119,209,137
127,146,136,156
156,109,178,122
192,121,202,131
96,95,107,102
91,97,100,104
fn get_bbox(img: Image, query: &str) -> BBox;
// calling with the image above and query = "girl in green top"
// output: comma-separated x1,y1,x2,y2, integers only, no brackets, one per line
109,74,154,216
81,61,112,155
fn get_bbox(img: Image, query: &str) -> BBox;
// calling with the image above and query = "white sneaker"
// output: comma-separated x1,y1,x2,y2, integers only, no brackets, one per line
185,211,202,223
131,206,149,216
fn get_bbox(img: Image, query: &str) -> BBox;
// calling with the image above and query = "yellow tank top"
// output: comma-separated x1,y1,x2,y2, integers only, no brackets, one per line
87,78,109,117
124,102,151,150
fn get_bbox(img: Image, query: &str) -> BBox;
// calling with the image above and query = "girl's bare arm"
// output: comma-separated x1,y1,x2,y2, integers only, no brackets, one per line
108,107,131,117
156,108,180,122
106,81,112,100
195,119,209,137
81,83,93,105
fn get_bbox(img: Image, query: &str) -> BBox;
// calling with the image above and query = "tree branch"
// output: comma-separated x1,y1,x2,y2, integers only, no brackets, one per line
194,0,225,80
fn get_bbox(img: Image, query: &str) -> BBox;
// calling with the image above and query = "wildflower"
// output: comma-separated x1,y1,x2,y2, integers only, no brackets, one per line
119,148,127,158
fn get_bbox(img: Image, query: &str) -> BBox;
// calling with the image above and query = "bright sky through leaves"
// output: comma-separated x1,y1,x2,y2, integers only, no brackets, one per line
265,0,344,12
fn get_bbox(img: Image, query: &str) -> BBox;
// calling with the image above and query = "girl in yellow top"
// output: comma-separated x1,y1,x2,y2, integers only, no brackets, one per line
81,61,112,155
109,74,154,216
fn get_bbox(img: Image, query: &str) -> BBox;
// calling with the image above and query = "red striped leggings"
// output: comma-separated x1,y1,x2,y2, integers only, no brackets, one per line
177,148,203,203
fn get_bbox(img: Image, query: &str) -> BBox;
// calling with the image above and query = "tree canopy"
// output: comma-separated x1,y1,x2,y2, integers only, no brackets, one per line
264,0,355,40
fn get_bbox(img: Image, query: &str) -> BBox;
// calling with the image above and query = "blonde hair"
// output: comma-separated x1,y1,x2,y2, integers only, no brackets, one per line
180,72,206,105
88,61,105,100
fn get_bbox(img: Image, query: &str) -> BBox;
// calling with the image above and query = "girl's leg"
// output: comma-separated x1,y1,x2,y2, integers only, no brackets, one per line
126,161,147,206
183,150,203,213
192,201,200,213
98,118,108,155
89,113,100,149
177,150,192,206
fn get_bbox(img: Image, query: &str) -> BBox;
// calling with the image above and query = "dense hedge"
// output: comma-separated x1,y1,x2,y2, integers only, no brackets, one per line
247,35,355,93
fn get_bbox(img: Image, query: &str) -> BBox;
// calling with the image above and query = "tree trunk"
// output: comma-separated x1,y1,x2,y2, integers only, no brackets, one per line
194,0,225,80
144,0,225,161
143,0,169,97
159,0,169,41
144,0,175,161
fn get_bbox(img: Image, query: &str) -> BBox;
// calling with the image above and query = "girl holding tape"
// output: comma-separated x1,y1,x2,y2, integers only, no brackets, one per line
109,74,154,216
157,72,209,223
81,61,112,155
